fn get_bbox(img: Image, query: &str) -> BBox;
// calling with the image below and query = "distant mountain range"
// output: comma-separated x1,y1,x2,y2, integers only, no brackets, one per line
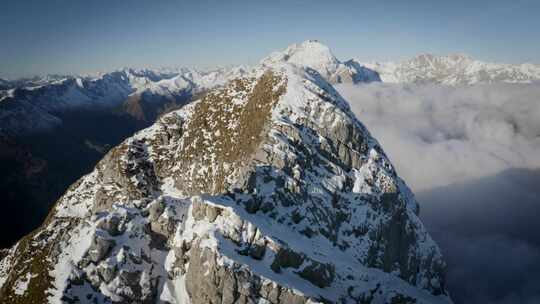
0,66,250,136
358,53,540,86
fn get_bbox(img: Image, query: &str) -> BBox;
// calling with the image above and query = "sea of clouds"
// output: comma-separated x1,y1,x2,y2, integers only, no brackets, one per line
336,83,540,304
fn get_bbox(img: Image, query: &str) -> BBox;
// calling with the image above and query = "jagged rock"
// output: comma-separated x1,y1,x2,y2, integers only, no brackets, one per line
271,247,305,273
97,263,117,283
249,243,266,260
96,215,123,236
205,204,222,223
297,262,335,289
88,236,116,263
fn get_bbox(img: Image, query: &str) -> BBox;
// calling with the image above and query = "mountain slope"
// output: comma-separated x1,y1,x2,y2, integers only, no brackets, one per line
358,53,540,85
0,65,250,248
0,45,451,303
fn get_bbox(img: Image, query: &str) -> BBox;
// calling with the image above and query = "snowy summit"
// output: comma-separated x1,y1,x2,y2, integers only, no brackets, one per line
262,40,381,84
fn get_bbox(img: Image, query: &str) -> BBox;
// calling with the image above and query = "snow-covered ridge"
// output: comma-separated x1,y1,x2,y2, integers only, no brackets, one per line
358,53,540,85
0,66,249,106
0,43,452,303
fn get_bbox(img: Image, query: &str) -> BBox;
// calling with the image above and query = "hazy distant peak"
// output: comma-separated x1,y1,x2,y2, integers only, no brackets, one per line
359,52,540,85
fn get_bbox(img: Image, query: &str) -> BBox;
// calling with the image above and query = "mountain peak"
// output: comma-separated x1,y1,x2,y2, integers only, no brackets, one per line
0,52,450,303
262,40,381,84
286,39,332,51
262,40,339,76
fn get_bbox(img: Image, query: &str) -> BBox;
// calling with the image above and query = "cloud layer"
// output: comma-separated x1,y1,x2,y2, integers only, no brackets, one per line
336,83,540,304
337,82,540,190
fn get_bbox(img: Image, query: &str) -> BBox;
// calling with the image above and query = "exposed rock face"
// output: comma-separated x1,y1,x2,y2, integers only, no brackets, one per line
0,46,452,303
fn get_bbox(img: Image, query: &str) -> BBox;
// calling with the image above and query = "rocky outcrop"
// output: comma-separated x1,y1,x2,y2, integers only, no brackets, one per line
0,44,452,304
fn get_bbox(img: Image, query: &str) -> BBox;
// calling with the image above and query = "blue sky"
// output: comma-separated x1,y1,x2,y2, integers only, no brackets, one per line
1,0,539,78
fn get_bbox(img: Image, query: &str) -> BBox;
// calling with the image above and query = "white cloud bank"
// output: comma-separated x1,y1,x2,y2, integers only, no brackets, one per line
336,82,540,190
336,82,540,304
